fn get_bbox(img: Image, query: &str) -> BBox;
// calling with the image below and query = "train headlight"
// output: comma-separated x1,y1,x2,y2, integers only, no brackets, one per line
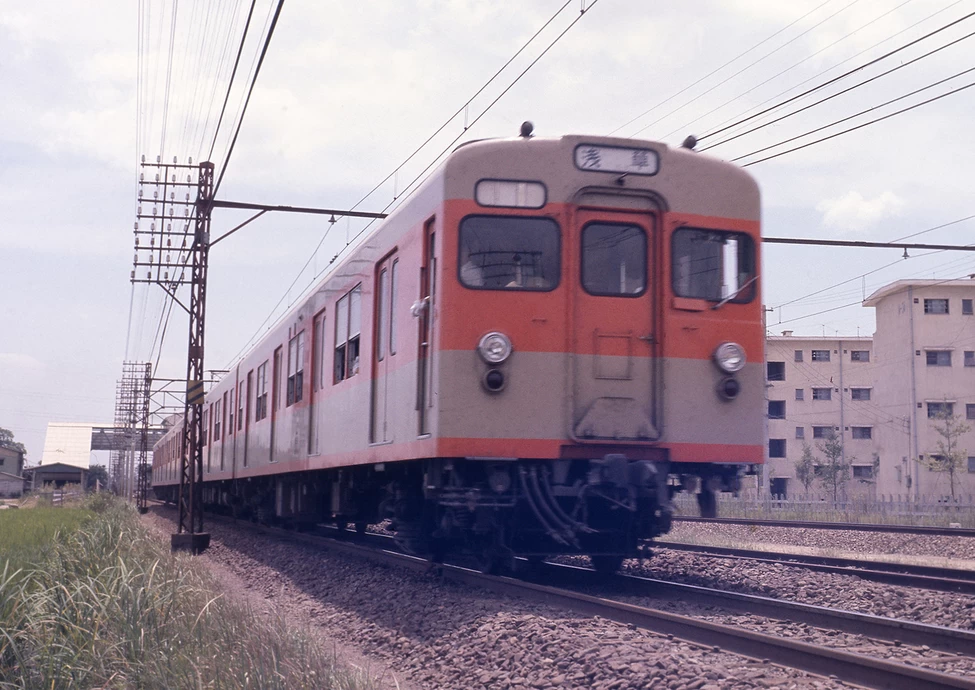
713,342,746,373
477,332,513,364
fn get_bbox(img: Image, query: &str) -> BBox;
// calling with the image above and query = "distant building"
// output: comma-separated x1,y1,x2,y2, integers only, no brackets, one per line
0,443,25,497
763,278,975,500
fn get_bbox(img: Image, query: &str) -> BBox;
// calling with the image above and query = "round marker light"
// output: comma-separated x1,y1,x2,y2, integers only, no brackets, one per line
713,342,746,373
483,369,506,392
477,332,513,364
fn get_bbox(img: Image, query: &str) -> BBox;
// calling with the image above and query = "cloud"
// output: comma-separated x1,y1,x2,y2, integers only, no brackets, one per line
816,190,905,234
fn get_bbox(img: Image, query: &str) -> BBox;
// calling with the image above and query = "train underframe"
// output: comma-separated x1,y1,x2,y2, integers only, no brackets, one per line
155,456,745,573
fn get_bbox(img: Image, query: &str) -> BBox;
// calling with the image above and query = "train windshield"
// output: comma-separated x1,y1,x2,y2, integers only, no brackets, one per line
458,216,560,291
672,228,756,303
581,222,647,297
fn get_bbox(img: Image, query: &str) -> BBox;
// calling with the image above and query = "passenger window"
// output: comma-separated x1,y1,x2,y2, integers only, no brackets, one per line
581,223,647,296
672,228,756,303
287,331,305,405
335,285,362,382
458,216,560,291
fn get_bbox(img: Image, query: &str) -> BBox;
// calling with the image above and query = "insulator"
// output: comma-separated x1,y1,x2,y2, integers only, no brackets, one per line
131,269,136,279
137,205,142,214
170,191,174,199
135,237,139,246
166,238,171,247
156,155,160,163
172,174,176,182
185,193,190,201
167,223,171,231
184,208,189,216
152,207,157,215
147,270,152,279
141,154,145,163
150,237,155,246
155,174,159,181
166,253,170,262
134,221,139,230
133,253,138,262
173,156,177,164
153,190,158,199
164,271,169,280
150,222,155,231
189,157,193,164
186,174,191,182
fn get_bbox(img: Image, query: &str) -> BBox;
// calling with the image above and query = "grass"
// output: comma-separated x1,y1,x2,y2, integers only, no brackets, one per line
0,496,379,690
0,504,94,579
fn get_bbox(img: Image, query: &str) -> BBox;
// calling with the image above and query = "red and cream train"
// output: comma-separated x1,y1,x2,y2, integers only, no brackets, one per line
153,125,764,572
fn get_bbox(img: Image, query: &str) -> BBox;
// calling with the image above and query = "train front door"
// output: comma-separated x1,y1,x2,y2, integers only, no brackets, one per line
371,254,397,443
571,209,658,442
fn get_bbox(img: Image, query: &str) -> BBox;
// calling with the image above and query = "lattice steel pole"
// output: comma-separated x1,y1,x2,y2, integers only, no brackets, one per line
137,362,152,514
172,161,213,554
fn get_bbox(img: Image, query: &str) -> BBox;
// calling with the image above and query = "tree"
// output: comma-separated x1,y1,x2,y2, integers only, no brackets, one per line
87,464,110,492
794,443,817,495
925,405,970,501
817,429,852,502
0,427,26,456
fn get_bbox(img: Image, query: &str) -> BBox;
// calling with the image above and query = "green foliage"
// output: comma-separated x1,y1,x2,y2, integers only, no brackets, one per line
925,406,971,500
0,499,377,690
85,465,109,492
0,427,26,456
0,507,93,578
794,443,817,493
816,429,852,502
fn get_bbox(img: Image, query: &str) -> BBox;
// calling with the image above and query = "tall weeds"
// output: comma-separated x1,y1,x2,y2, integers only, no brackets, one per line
0,499,376,690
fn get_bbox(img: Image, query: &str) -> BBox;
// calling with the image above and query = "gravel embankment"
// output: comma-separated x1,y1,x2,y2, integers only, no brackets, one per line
146,511,858,689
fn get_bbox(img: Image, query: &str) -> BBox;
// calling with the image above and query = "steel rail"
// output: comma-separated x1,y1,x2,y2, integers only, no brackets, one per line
535,562,975,655
654,544,975,595
673,516,975,537
161,509,975,690
658,541,975,584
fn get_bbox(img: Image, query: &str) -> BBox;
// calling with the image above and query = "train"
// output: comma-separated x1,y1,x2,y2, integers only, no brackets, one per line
153,124,765,573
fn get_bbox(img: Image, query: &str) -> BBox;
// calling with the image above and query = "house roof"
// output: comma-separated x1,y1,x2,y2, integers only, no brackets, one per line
864,279,975,306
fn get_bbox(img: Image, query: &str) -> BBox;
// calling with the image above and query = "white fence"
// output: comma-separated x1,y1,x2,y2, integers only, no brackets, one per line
673,492,975,527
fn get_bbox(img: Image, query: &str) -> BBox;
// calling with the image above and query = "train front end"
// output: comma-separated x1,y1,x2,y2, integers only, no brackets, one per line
428,132,763,570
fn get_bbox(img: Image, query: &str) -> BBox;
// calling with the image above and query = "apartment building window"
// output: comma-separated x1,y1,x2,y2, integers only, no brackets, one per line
769,439,786,458
852,465,874,479
969,457,975,473
926,351,951,367
850,350,869,362
964,299,974,315
795,426,805,439
811,349,830,362
927,401,954,418
850,387,871,401
965,351,975,367
795,388,804,401
967,403,975,420
794,350,803,362
767,361,785,381
924,298,949,314
851,426,872,440
287,331,305,406
768,400,786,419
812,387,831,401
812,426,832,439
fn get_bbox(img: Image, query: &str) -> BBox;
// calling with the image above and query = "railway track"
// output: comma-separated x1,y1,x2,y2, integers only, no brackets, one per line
673,515,975,537
157,507,975,690
656,541,975,595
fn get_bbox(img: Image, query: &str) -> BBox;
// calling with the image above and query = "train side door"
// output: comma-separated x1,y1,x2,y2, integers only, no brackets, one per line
371,254,397,443
572,209,658,442
416,219,436,436
310,309,325,455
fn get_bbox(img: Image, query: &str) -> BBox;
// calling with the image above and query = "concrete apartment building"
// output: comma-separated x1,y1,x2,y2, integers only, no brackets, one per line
764,278,975,500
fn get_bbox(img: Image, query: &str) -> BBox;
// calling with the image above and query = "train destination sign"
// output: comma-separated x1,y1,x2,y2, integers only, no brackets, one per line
574,144,659,175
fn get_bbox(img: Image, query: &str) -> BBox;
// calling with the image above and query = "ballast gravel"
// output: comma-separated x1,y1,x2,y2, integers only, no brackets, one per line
147,511,856,689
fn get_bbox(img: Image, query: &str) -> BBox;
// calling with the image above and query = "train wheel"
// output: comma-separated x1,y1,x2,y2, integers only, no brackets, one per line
355,521,367,535
590,555,625,575
696,489,717,519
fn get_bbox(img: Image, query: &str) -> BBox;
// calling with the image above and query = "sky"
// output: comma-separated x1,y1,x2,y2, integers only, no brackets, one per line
2,0,975,462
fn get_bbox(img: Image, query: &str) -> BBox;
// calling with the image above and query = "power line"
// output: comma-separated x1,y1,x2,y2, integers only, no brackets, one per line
698,8,975,142
207,0,259,162
701,26,975,152
739,77,975,166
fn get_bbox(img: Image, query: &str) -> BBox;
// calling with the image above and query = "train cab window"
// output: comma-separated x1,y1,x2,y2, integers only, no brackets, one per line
255,361,268,421
335,285,362,382
672,228,755,303
581,223,647,296
287,331,305,405
458,216,559,290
